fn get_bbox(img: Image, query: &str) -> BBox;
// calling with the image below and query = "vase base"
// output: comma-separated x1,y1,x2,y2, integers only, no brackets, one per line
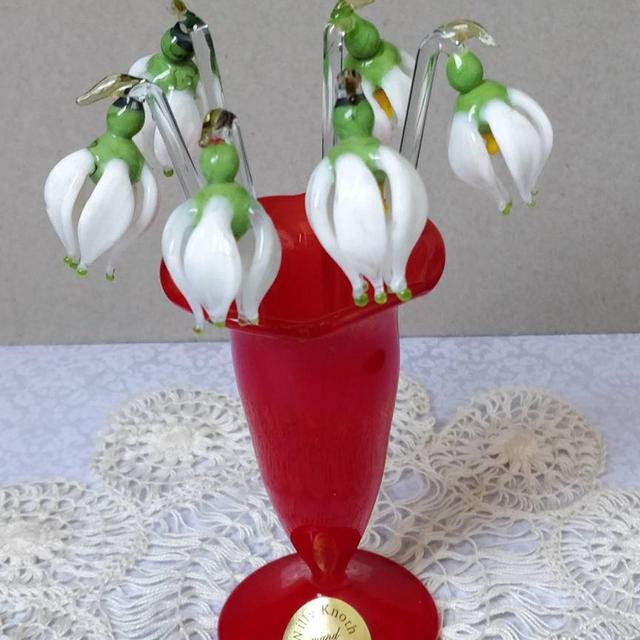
218,550,439,639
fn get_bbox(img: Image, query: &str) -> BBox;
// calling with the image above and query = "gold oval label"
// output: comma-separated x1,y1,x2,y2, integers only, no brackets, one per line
283,597,371,640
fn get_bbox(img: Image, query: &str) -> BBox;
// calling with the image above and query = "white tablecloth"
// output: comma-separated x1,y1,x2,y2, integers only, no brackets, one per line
1,334,639,488
1,335,639,639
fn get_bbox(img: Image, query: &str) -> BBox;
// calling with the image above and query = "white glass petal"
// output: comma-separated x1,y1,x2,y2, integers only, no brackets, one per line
182,196,243,325
448,112,511,213
162,200,205,331
128,55,159,170
44,149,95,261
375,146,428,294
135,164,160,232
362,79,394,144
380,66,412,128
154,90,202,171
306,158,365,298
483,99,542,205
133,102,158,171
128,54,152,80
77,159,135,269
507,87,553,181
235,205,282,325
105,164,159,279
333,153,387,293
195,81,209,117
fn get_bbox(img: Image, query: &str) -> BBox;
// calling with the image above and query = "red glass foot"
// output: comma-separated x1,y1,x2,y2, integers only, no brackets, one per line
218,550,439,639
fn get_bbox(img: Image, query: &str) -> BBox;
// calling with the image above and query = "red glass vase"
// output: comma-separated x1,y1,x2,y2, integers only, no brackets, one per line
162,193,445,639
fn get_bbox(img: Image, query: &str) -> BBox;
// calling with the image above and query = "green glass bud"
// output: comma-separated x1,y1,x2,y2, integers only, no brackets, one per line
354,292,369,307
330,1,356,32
333,97,375,141
106,99,145,138
87,98,145,184
199,141,240,185
344,14,382,60
446,49,484,94
160,28,193,63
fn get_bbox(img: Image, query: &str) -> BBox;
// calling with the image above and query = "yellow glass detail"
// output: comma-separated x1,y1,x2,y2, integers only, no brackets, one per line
170,0,188,16
378,182,390,214
200,109,235,147
76,74,146,106
482,131,500,156
373,88,394,120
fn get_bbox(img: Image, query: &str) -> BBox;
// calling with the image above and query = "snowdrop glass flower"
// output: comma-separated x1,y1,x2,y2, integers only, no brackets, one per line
307,71,428,307
130,19,206,175
447,49,553,214
162,111,282,332
44,96,159,279
330,0,414,143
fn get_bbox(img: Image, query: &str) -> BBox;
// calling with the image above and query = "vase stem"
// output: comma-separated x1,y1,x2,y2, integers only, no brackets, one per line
230,307,400,581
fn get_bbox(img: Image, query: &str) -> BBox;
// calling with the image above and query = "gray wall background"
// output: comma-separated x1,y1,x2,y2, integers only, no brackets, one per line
0,0,638,345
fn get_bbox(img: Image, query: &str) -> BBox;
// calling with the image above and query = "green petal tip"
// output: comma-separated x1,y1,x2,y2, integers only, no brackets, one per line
76,268,88,278
164,168,175,178
397,288,413,303
192,326,204,335
105,272,115,282
213,321,226,329
374,291,388,305
502,201,513,216
354,293,369,308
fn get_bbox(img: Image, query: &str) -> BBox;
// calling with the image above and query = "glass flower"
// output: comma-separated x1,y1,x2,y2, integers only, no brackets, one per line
162,112,282,332
446,49,553,214
306,72,428,307
129,18,208,176
330,0,414,143
44,96,159,278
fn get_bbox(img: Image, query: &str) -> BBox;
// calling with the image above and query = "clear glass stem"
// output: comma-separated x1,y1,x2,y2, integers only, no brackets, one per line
134,8,260,200
399,20,496,168
229,117,256,198
138,14,227,198
192,24,225,112
322,23,345,156
138,83,256,201
191,19,254,196
399,34,443,168
136,82,204,198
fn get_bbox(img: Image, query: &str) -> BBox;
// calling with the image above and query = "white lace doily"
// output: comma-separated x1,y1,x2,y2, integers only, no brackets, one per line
1,374,638,639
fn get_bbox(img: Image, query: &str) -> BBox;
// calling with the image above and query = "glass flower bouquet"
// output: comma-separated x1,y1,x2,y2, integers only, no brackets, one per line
44,1,553,637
